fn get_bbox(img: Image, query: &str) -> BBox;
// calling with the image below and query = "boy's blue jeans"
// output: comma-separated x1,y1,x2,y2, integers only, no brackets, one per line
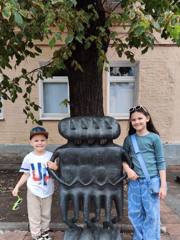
128,178,160,240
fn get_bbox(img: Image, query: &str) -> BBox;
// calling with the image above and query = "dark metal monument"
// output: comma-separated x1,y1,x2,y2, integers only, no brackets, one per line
49,116,129,239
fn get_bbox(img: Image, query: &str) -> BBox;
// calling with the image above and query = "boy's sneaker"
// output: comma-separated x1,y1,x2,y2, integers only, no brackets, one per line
175,176,180,183
32,236,44,240
41,230,52,240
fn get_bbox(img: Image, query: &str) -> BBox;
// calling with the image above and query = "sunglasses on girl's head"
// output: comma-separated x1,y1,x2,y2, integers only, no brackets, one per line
12,195,23,211
129,105,147,113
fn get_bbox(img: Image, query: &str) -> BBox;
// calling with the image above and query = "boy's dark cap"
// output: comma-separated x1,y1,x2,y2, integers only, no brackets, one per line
30,126,48,140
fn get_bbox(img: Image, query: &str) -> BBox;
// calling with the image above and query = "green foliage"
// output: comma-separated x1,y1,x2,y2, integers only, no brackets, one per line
0,0,180,122
60,98,70,107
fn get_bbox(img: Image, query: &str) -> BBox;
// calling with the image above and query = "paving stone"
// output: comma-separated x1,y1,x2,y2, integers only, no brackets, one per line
161,233,172,240
166,224,180,235
53,231,64,239
169,236,180,240
0,231,28,240
161,213,180,224
161,201,173,214
0,166,180,239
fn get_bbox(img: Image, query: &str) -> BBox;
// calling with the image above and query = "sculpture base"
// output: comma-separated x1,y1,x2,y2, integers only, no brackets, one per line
63,225,122,240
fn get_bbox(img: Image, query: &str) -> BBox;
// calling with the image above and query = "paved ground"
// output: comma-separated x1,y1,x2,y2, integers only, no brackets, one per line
160,165,180,240
0,166,180,240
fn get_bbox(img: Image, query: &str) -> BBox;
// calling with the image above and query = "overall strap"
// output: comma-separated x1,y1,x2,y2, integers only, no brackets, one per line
130,134,150,182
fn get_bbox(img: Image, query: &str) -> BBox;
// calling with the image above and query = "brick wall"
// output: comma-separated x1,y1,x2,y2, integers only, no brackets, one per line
0,34,180,145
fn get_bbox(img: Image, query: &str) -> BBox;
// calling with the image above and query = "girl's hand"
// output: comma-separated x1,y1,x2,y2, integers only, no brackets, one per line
123,162,139,180
47,161,58,171
127,168,139,180
159,186,167,200
12,187,19,197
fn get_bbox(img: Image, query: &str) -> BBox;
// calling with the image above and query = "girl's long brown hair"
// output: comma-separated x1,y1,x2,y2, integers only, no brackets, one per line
128,106,159,135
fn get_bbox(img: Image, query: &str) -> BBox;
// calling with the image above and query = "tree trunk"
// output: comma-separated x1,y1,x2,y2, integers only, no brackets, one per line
66,0,110,117
67,46,104,117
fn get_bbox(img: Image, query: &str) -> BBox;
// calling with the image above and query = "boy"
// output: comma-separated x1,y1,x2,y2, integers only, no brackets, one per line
12,126,57,240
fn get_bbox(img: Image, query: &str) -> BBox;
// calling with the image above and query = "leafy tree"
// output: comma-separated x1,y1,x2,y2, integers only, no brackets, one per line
0,0,180,123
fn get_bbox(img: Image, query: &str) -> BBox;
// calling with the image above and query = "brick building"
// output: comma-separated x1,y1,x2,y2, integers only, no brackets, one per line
0,34,180,167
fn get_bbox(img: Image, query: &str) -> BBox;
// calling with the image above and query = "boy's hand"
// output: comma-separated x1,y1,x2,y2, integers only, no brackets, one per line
47,161,58,171
12,187,19,197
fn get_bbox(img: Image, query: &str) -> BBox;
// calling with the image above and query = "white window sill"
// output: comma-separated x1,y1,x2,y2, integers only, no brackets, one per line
40,113,70,120
107,114,129,120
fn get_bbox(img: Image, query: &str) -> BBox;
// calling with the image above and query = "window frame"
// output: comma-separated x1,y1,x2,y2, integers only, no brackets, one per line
107,61,138,119
39,76,70,120
0,99,4,120
0,74,4,120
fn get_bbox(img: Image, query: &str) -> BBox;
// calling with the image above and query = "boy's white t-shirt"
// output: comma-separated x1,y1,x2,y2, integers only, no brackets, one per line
20,151,54,198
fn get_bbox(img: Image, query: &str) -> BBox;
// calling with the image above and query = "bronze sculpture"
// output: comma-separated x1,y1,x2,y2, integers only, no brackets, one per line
49,116,130,239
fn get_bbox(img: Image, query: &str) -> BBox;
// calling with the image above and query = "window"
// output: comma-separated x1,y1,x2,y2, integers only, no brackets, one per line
39,76,70,120
107,62,138,119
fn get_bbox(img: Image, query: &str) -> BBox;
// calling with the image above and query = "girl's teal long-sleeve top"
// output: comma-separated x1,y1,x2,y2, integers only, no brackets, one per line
123,132,166,178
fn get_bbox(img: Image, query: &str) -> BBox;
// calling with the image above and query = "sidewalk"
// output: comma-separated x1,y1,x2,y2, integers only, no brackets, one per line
0,205,177,240
160,165,180,240
0,166,180,240
0,229,173,240
161,201,180,240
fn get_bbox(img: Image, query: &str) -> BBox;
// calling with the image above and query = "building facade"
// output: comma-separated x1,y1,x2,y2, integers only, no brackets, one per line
0,36,180,166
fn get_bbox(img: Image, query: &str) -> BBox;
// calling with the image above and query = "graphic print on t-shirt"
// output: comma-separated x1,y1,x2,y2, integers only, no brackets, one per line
31,162,50,185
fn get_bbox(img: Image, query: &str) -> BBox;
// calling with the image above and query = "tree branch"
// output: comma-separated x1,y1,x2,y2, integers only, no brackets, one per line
102,0,108,6
111,1,122,12
14,60,53,83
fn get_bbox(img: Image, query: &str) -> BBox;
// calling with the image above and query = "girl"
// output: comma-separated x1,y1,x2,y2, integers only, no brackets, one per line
123,105,167,240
